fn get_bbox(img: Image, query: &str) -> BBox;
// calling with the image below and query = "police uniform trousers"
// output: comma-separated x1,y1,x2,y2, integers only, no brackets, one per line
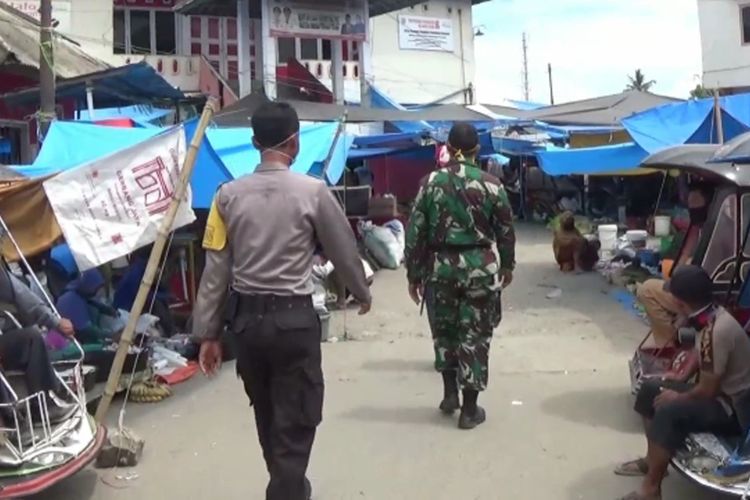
231,294,323,500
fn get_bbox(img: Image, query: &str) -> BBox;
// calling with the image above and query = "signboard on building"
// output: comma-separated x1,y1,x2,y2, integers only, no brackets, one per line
268,0,367,41
1,0,72,33
398,15,454,52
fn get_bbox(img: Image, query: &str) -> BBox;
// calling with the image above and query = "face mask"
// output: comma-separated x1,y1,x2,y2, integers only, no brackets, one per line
689,206,708,225
260,132,299,167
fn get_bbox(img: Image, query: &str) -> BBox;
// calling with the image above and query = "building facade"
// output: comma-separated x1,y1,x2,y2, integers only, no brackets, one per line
698,0,750,94
0,0,482,105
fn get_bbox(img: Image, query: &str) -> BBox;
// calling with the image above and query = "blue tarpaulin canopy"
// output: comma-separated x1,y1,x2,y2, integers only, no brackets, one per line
10,120,352,208
622,94,750,153
207,123,353,184
76,105,173,127
536,143,650,176
537,93,750,176
368,84,433,134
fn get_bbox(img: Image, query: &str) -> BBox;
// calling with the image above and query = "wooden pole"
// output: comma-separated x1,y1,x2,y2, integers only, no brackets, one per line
95,99,217,423
547,63,555,105
320,113,348,182
39,0,56,138
714,89,724,144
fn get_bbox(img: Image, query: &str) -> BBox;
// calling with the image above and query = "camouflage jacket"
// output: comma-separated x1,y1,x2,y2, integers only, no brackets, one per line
404,161,516,285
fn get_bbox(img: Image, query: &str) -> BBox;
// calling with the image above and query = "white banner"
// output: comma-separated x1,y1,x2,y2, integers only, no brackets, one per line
1,0,72,33
44,127,195,271
398,15,454,52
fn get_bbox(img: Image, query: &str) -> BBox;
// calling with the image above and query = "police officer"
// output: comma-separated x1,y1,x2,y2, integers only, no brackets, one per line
404,123,516,430
193,102,372,500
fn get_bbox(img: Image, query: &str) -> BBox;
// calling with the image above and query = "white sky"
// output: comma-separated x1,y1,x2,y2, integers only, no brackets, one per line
472,0,703,105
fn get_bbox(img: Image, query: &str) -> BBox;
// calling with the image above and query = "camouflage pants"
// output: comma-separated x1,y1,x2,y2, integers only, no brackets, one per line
424,280,500,391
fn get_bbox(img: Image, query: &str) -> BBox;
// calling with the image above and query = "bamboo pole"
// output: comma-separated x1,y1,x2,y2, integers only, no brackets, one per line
95,99,217,423
320,113,348,182
714,89,724,145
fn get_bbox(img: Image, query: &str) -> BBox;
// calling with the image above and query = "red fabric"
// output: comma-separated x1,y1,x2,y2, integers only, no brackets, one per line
93,118,136,128
368,156,434,202
155,362,200,386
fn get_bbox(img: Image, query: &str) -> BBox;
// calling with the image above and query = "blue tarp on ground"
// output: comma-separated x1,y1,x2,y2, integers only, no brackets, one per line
536,143,649,176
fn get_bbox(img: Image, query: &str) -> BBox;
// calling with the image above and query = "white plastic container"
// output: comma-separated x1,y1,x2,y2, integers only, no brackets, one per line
626,230,649,243
598,224,618,253
654,215,671,237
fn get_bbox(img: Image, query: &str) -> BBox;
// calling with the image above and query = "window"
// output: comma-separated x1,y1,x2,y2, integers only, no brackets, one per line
155,12,176,54
113,8,177,55
300,39,318,60
321,39,332,60
277,37,295,64
743,6,750,44
130,10,151,54
113,10,126,54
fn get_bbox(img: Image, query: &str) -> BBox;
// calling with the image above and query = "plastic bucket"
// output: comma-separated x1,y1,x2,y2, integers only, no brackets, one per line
662,258,675,278
318,311,331,342
598,224,618,252
654,215,671,237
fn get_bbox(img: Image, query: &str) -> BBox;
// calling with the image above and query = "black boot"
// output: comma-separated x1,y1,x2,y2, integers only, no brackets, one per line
439,370,460,414
458,389,486,430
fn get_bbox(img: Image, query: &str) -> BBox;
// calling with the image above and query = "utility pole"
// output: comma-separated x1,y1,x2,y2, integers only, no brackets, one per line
548,63,555,105
39,0,56,138
521,32,530,102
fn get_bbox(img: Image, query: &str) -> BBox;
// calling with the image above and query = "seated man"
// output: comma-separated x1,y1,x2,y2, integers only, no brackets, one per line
615,265,750,500
0,261,77,423
56,268,119,346
636,184,712,346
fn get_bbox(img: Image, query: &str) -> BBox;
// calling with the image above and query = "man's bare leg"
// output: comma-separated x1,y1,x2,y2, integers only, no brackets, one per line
640,439,671,497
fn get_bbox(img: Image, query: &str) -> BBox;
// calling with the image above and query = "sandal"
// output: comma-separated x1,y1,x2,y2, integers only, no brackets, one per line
614,458,649,477
616,491,661,500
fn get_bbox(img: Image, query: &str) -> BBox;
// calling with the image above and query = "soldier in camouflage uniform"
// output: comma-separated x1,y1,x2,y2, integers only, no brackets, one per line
405,123,516,430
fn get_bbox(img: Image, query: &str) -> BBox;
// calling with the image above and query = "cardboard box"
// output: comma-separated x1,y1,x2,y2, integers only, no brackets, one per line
368,196,397,218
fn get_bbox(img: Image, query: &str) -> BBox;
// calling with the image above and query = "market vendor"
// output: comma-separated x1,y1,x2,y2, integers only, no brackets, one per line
615,265,750,500
56,268,120,346
636,183,712,346
0,260,77,423
113,246,175,337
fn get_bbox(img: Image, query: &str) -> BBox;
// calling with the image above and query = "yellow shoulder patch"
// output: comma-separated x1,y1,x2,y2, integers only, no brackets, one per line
203,197,228,251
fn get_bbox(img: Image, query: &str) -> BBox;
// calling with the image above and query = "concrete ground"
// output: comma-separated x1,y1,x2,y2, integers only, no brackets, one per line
34,225,731,500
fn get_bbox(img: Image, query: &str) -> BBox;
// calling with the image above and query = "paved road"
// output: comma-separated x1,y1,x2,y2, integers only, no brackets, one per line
34,225,732,500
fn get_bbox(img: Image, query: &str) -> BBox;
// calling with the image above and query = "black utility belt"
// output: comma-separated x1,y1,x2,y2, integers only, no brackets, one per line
232,292,313,313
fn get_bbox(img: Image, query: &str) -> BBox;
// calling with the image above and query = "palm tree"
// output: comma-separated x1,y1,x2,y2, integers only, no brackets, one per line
690,84,711,99
625,69,656,92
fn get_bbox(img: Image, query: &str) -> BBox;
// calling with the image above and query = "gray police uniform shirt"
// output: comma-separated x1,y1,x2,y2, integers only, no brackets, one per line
700,306,750,427
192,162,372,341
